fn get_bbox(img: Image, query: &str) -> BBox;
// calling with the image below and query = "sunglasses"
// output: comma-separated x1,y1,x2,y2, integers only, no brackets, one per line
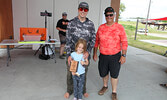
105,14,114,17
79,8,89,12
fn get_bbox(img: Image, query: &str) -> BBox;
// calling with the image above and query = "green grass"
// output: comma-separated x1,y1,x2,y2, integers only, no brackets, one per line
119,21,167,56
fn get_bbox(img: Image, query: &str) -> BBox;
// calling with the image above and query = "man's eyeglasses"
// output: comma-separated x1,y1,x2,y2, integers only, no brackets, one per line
79,8,89,12
105,14,114,17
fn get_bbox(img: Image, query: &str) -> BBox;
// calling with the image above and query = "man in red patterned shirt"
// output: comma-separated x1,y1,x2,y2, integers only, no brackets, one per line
93,7,128,100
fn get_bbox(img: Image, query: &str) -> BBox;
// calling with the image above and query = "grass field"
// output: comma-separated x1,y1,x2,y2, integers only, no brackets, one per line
118,21,167,56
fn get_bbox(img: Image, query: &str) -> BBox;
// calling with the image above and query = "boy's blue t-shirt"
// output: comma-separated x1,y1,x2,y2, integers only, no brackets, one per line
71,52,85,75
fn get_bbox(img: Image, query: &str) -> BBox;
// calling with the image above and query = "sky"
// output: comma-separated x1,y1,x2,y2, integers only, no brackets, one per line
120,0,167,19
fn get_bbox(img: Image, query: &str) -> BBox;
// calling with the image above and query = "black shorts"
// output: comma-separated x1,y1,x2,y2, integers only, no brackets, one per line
98,52,121,78
59,33,66,44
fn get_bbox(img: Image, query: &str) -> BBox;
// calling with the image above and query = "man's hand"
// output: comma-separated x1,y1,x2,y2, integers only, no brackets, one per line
119,56,126,64
62,29,66,32
93,47,98,62
68,56,72,66
93,53,98,62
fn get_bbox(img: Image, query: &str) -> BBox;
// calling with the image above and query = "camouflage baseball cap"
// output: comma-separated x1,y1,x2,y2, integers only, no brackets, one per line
78,2,89,10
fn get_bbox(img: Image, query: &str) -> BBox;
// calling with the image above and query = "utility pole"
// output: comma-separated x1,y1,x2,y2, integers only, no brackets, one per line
135,18,139,40
145,0,152,35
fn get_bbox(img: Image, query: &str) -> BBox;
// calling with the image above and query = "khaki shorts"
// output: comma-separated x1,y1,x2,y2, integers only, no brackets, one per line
59,33,66,44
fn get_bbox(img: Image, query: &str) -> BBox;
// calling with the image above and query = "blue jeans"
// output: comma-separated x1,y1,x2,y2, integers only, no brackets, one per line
72,74,85,99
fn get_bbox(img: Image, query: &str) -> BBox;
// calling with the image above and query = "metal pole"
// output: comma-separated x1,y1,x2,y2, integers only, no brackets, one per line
7,45,11,66
135,18,139,40
52,0,55,38
26,0,28,27
145,0,151,35
45,16,47,28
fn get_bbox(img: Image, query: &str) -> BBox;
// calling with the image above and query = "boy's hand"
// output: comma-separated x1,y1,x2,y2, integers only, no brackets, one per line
83,51,89,59
80,59,89,66
80,61,85,65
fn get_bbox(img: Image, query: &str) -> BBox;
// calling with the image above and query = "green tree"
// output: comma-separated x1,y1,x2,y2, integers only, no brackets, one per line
119,3,126,18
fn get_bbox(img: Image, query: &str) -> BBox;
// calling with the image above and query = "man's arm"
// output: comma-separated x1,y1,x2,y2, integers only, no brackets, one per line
87,22,96,55
66,22,72,58
93,26,100,62
56,27,66,32
119,25,128,64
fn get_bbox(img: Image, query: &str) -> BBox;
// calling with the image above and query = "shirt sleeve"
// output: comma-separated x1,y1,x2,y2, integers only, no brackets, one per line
66,22,72,58
56,20,61,28
87,22,96,54
119,25,128,50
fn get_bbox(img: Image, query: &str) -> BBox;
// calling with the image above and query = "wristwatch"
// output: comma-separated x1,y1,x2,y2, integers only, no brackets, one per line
122,54,126,57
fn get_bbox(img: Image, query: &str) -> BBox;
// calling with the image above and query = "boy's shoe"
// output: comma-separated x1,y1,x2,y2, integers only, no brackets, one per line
59,55,65,59
111,93,118,100
98,86,108,95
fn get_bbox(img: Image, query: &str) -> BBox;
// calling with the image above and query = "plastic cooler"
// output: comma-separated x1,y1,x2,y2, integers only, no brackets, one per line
23,35,41,41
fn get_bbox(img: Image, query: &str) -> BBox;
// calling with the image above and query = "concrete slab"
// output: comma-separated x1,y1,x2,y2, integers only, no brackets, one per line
0,46,167,100
140,40,167,47
138,33,167,38
147,33,167,38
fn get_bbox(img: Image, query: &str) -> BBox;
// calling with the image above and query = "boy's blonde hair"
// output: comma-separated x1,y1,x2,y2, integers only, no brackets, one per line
75,39,87,53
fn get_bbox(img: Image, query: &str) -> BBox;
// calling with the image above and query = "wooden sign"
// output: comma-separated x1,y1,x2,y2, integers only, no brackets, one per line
70,60,78,72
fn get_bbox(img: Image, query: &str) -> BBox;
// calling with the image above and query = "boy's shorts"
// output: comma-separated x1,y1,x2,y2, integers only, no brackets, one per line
98,52,121,78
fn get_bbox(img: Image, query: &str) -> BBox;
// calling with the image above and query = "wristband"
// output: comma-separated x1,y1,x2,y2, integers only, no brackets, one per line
122,54,126,57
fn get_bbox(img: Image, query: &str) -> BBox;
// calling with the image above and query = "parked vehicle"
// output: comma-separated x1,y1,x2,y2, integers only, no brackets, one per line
137,28,149,33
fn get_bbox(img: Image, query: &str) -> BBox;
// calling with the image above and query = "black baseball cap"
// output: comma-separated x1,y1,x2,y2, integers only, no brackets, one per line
104,7,115,14
78,2,89,10
62,12,67,16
